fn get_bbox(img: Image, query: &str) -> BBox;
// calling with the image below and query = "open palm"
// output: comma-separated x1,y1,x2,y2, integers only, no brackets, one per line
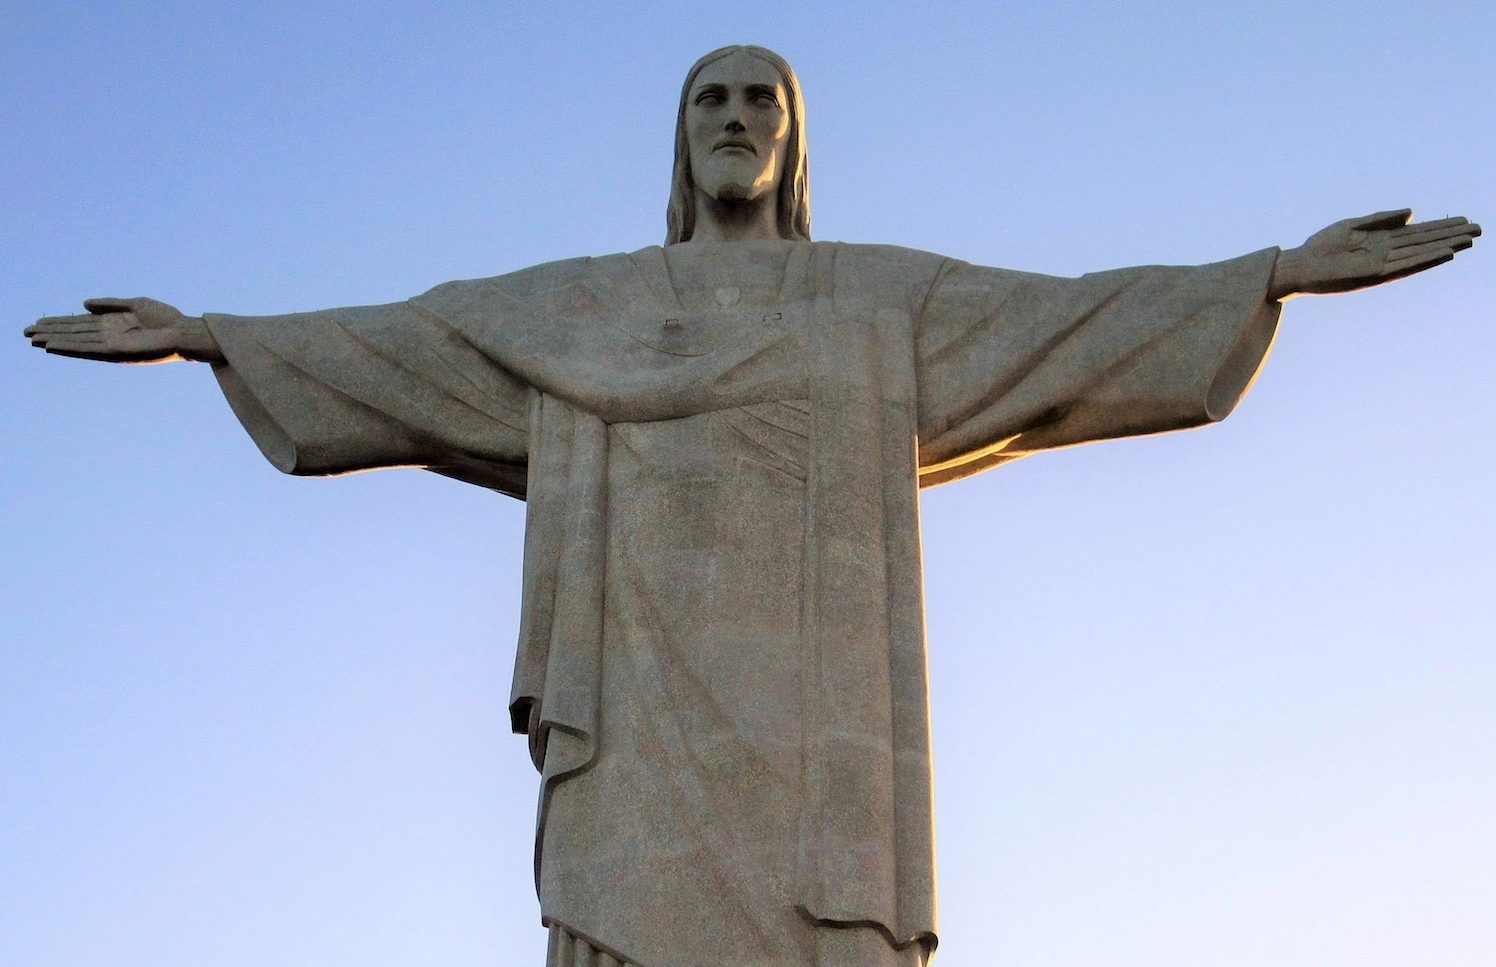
26,297,197,363
1274,209,1480,298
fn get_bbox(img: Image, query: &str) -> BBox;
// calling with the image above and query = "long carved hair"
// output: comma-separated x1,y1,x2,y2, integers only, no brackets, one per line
665,45,811,245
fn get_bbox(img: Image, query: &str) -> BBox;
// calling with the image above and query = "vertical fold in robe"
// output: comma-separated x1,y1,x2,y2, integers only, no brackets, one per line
799,244,937,954
507,393,610,889
546,921,632,967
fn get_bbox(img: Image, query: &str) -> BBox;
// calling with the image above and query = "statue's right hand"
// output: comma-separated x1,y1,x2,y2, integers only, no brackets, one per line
24,297,220,363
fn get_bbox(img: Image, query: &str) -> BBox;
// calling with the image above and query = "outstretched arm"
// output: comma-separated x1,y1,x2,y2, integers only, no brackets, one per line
24,297,222,363
27,292,532,493
1269,209,1480,301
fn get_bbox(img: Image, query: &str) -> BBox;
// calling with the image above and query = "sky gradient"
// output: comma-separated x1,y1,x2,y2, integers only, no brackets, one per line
3,3,1493,965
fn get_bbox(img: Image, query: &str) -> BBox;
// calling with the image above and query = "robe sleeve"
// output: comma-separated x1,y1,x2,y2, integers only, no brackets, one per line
204,296,531,497
915,248,1282,486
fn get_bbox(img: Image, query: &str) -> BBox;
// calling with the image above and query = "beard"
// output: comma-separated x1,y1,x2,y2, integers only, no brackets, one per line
695,153,777,207
714,181,755,203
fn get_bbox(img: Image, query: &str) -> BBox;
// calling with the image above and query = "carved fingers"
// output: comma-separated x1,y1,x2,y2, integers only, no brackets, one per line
1281,210,1481,297
1383,216,1481,277
27,310,143,361
25,298,182,363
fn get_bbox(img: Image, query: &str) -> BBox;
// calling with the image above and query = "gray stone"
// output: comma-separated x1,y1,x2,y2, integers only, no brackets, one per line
20,44,1481,967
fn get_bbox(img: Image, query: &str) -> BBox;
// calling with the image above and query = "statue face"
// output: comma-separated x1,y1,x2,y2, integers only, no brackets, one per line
685,50,792,206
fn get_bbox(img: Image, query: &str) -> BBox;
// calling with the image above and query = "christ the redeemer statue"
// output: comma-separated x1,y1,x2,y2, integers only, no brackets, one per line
24,45,1479,967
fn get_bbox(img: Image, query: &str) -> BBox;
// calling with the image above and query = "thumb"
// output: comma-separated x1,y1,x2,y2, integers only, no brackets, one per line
1348,209,1413,232
83,297,145,314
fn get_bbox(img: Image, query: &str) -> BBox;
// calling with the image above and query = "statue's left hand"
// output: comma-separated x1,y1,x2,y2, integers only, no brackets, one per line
24,297,222,363
1270,209,1480,300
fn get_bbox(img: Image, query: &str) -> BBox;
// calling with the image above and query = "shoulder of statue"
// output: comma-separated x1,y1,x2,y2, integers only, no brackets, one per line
818,240,948,271
411,252,632,315
810,242,952,304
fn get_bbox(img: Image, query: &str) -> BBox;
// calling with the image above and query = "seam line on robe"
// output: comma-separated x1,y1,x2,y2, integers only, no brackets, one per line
928,281,1133,441
403,300,534,422
327,313,526,432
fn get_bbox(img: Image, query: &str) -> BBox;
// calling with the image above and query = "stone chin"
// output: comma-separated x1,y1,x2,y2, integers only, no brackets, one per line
699,166,779,205
711,180,760,203
695,154,778,205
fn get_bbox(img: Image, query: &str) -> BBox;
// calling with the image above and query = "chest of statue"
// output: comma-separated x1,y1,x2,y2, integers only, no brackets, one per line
497,244,817,422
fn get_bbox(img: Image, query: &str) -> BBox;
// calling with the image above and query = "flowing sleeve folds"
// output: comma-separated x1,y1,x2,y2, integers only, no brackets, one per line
916,248,1283,486
205,296,531,497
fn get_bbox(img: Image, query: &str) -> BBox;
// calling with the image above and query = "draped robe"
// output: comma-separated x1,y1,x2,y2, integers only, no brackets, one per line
204,241,1282,967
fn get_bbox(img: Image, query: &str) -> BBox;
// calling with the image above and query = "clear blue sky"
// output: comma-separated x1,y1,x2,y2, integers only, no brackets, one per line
3,3,1492,965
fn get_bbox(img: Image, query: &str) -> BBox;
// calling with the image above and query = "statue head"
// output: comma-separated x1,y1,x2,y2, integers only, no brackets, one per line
666,45,811,245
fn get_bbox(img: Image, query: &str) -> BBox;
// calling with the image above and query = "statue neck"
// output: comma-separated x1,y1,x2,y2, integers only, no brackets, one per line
689,188,782,243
